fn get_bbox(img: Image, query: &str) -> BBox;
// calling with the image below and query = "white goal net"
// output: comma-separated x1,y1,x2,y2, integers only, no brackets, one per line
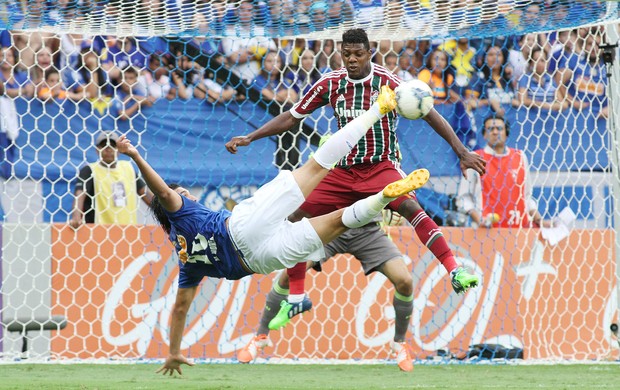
0,0,619,362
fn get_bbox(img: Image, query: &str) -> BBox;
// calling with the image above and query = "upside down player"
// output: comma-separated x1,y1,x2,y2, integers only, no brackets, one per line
120,85,431,376
225,28,487,355
238,217,417,371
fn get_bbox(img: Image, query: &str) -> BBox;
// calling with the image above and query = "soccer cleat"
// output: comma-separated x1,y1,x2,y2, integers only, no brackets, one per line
237,334,272,363
268,296,313,330
391,342,414,372
451,267,479,294
383,168,430,198
377,85,397,115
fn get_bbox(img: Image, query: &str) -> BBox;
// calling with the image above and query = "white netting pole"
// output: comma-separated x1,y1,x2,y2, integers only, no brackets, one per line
605,23,620,322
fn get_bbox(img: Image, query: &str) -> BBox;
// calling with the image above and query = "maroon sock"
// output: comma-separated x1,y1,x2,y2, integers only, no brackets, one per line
286,262,306,296
409,209,458,274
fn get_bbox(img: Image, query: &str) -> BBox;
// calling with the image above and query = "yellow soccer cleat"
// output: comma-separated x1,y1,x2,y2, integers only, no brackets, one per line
383,168,430,198
377,85,397,115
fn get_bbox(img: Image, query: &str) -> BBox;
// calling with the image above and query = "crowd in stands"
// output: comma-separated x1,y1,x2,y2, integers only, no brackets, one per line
0,1,612,136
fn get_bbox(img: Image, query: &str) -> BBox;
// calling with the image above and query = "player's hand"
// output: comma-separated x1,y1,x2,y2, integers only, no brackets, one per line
156,353,194,376
69,216,83,229
116,135,139,159
225,136,251,154
459,151,486,177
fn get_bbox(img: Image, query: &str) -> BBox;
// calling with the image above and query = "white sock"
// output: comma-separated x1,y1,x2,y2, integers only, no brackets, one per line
341,192,396,228
313,104,383,169
288,294,305,303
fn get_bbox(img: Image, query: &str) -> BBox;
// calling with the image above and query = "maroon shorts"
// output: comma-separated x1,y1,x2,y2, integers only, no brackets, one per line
300,160,417,217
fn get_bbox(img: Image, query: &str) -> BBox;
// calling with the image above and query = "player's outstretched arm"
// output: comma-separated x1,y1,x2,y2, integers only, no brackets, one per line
423,108,486,177
116,135,182,212
225,111,301,154
156,286,197,376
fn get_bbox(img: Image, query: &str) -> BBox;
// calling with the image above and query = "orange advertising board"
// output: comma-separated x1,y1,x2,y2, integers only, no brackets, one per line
50,225,617,360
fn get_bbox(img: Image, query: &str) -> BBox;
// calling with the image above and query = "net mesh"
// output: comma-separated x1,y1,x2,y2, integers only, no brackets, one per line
0,1,617,39
0,0,619,362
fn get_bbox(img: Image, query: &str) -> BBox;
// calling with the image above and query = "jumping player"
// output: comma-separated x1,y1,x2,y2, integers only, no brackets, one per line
225,29,486,338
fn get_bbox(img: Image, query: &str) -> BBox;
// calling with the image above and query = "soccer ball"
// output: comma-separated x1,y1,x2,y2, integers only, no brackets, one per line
394,79,434,120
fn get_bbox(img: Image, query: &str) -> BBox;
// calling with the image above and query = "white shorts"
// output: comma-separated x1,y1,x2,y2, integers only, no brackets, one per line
227,170,325,275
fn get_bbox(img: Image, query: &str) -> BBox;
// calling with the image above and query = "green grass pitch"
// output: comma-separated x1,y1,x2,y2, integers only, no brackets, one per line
0,363,619,389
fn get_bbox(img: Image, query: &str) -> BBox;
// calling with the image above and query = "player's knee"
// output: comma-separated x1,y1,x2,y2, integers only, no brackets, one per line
398,199,422,219
392,273,413,296
287,208,309,222
278,272,291,289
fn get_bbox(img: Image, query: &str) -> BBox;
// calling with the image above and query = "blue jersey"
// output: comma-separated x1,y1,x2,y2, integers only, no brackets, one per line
165,197,252,287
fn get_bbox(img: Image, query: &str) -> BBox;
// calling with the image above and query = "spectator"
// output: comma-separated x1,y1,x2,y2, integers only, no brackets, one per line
547,30,574,74
196,0,228,35
398,41,430,78
564,33,608,117
190,14,223,58
0,30,11,48
0,45,31,142
352,0,385,29
440,38,476,91
308,1,329,32
253,51,298,105
70,130,151,228
10,0,59,70
507,33,539,85
314,39,336,72
265,0,296,33
326,0,354,28
221,0,277,83
194,71,238,104
59,34,99,71
554,28,588,100
517,47,568,112
65,46,114,104
289,49,321,96
29,46,55,91
384,52,413,81
37,68,84,102
457,115,551,228
418,48,473,147
0,46,34,99
468,45,517,116
396,47,418,79
166,53,202,100
101,36,149,84
319,49,343,74
138,54,171,100
417,49,459,105
109,66,154,121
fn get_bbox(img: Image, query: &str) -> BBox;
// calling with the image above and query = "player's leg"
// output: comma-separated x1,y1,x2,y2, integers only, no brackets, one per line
306,168,430,245
269,226,344,332
397,197,479,294
345,223,415,372
291,86,396,198
380,258,414,372
230,86,395,251
270,86,397,328
239,263,316,362
262,172,428,314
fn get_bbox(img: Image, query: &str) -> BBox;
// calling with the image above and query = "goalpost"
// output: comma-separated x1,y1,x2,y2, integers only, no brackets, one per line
0,1,619,362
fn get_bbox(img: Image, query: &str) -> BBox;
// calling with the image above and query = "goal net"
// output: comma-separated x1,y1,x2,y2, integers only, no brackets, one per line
1,0,619,362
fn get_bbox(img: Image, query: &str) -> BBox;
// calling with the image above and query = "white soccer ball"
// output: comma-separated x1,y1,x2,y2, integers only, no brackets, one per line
394,79,434,120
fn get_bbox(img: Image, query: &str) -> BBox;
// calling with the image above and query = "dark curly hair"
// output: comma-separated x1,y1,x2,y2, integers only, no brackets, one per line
342,29,370,50
150,183,181,234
